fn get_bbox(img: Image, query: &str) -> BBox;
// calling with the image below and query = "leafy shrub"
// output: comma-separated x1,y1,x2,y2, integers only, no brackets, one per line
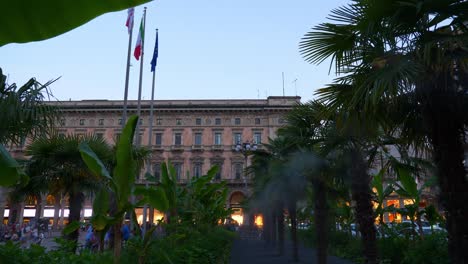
402,233,448,264
0,227,234,264
377,237,408,264
298,226,449,264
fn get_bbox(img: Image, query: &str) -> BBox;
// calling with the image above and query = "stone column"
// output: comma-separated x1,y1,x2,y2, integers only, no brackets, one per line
40,194,46,218
0,187,10,224
148,206,154,224
59,194,66,228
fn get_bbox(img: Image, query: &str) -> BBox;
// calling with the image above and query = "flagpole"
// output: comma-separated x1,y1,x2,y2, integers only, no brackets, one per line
133,7,146,233
142,28,158,236
135,7,147,147
122,9,134,129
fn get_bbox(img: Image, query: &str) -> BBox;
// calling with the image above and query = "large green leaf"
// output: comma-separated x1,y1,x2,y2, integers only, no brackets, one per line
0,144,23,186
92,189,109,216
63,221,81,235
397,167,418,199
113,115,138,207
1,0,151,47
135,187,169,212
79,142,111,180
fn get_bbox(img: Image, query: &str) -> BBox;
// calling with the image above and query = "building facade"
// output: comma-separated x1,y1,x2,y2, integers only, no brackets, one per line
2,96,300,226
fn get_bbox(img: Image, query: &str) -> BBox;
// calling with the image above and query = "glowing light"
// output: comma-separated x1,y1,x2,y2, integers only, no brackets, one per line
254,215,263,227
403,199,414,206
231,214,244,225
136,209,165,225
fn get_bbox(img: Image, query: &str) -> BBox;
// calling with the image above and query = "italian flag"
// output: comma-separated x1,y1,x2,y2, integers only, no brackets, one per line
134,18,144,60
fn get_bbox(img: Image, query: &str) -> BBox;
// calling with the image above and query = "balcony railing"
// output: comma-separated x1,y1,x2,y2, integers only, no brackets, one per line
152,145,164,151
191,145,204,151
170,145,184,151
211,145,224,151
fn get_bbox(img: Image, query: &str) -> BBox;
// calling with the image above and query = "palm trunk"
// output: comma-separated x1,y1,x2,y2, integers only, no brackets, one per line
277,202,285,256
8,202,19,224
35,195,42,221
0,187,9,224
426,90,468,264
271,211,277,247
262,210,270,244
416,214,424,240
350,149,377,264
67,191,84,250
114,222,123,262
314,180,328,264
53,194,61,230
289,201,299,262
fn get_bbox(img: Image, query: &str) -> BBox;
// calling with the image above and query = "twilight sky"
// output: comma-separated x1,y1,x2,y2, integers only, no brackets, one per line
0,0,349,102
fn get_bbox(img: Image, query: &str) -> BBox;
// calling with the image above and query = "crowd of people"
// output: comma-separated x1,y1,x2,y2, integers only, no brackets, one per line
1,220,165,252
0,221,46,247
83,221,163,252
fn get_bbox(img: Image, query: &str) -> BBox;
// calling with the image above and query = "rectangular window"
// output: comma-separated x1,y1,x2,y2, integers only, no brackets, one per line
153,163,161,182
234,164,243,179
214,132,222,145
233,132,242,144
194,133,202,146
174,133,182,146
254,132,262,144
176,119,182,125
255,118,261,125
139,119,143,125
118,119,123,125
98,119,104,126
155,133,162,146
79,119,85,126
156,119,162,125
174,163,182,181
234,118,241,125
60,119,66,126
214,164,222,180
193,163,202,178
215,118,221,125
195,118,202,125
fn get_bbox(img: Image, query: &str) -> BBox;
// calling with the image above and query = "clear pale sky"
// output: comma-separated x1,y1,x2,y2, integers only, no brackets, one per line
0,0,349,102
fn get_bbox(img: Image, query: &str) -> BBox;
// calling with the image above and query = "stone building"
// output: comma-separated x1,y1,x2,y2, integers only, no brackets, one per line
1,96,300,226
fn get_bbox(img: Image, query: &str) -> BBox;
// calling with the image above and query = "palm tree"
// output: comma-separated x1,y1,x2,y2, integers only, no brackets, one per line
300,1,468,262
281,102,382,263
26,134,112,245
278,102,332,264
0,68,57,218
248,137,300,258
0,67,57,145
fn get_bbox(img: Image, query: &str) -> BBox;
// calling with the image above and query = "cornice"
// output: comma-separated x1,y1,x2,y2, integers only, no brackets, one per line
46,97,299,114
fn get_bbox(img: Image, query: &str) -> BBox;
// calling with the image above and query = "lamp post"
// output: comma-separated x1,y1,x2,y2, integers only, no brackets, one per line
234,141,258,186
234,140,257,226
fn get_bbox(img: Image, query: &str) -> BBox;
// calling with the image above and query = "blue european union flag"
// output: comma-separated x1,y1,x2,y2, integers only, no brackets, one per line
150,30,158,72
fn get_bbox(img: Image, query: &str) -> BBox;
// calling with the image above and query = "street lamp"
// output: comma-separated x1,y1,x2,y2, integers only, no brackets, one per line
234,141,257,227
234,141,258,185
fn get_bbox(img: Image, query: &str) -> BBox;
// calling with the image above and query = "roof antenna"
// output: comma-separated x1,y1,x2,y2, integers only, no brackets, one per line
292,78,298,96
282,72,285,97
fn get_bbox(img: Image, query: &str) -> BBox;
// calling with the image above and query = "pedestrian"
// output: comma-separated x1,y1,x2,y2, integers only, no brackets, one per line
121,222,130,242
